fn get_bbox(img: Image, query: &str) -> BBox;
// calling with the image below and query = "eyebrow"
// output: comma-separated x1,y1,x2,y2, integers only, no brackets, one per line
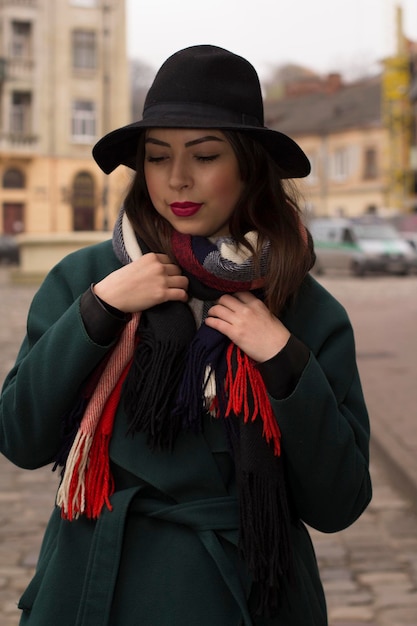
145,135,226,148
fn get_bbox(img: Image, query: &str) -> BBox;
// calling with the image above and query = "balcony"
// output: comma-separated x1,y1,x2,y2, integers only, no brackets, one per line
0,57,35,84
0,131,38,153
2,57,35,82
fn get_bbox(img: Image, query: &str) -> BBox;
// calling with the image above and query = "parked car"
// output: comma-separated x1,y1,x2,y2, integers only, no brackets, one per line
389,213,417,251
0,235,20,265
308,217,417,276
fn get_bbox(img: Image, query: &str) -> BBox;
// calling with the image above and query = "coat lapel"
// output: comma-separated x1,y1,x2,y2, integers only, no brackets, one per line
109,408,231,502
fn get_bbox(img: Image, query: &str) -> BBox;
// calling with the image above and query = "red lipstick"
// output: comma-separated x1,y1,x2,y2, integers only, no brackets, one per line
170,202,202,217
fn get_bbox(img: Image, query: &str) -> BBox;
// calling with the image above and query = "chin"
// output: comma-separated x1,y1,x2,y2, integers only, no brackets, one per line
173,225,212,238
169,218,230,238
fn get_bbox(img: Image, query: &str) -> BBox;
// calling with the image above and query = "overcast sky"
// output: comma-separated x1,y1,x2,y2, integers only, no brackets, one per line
126,0,417,81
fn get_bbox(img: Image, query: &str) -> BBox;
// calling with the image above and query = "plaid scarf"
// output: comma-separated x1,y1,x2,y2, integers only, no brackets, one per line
55,209,296,616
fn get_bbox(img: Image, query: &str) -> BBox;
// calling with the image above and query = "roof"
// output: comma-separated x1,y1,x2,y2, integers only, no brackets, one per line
264,77,382,136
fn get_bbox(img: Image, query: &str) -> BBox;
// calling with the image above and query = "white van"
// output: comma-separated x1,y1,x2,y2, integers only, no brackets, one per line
308,217,417,276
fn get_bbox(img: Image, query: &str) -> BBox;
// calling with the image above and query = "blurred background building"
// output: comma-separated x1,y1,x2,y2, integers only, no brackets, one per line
264,6,417,219
0,0,416,281
0,0,130,238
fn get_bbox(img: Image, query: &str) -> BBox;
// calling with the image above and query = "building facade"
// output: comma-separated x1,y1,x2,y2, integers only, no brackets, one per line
264,7,417,220
0,0,130,235
265,76,391,219
265,71,417,219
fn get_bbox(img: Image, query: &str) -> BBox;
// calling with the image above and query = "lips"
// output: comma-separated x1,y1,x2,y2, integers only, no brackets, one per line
170,202,202,217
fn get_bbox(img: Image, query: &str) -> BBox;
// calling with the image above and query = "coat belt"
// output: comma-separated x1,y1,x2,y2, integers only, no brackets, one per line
75,486,254,626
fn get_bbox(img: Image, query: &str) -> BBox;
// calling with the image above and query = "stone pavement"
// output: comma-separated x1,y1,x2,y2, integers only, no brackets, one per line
322,274,417,514
316,273,417,626
0,267,416,625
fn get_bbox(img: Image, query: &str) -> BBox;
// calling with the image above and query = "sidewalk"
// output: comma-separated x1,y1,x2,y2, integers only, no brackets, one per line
318,274,417,509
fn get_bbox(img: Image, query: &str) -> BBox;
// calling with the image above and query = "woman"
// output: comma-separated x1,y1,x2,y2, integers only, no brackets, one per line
0,45,371,625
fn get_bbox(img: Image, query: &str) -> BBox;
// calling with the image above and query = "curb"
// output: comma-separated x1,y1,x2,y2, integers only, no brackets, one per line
370,418,417,512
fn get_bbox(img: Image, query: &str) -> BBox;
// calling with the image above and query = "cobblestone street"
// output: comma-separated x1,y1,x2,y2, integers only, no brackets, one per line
0,268,417,625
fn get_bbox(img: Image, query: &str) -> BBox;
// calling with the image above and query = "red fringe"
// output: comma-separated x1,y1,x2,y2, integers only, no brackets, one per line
84,360,132,519
225,344,281,456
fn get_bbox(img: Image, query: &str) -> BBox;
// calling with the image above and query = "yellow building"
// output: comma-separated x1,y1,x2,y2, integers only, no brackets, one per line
265,69,417,219
0,0,130,236
265,76,389,218
263,5,416,219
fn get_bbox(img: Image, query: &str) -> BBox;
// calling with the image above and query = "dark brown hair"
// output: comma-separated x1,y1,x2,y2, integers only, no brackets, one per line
124,131,314,315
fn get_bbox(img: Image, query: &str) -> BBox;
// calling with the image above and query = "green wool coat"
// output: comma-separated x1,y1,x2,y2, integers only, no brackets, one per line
0,240,372,626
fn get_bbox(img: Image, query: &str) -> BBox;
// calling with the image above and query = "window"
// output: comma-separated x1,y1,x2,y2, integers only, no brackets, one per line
72,30,96,70
3,168,25,188
10,92,32,135
363,148,378,180
10,21,32,58
72,171,95,230
71,100,96,142
331,148,349,180
330,145,360,181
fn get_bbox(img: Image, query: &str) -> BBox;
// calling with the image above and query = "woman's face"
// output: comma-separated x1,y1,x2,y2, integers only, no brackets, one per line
143,128,244,238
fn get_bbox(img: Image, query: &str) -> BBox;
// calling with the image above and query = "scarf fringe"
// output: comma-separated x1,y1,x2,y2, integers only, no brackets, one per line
84,362,131,518
238,469,293,617
123,329,191,449
56,429,92,519
172,325,227,431
225,344,281,456
57,362,131,520
224,343,291,616
55,314,139,519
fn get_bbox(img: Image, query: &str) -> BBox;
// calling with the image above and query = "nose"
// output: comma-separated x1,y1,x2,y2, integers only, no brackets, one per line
168,158,192,191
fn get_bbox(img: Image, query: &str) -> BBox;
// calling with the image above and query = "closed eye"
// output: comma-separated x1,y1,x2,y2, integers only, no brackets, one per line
146,155,166,163
196,154,220,163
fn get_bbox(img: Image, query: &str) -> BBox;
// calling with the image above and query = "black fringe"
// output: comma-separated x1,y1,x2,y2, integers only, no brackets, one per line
238,466,293,617
234,401,294,618
122,302,196,450
171,324,227,432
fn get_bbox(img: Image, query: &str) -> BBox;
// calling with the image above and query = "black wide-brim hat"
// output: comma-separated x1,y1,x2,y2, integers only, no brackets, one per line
93,45,310,179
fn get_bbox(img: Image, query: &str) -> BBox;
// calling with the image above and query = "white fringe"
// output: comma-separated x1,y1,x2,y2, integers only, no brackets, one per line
56,430,93,518
204,366,217,416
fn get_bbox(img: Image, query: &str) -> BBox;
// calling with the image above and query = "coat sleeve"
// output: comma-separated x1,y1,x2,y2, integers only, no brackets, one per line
272,279,372,533
0,249,117,470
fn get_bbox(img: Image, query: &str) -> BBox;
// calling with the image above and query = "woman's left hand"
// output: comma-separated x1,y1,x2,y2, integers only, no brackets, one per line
205,292,290,362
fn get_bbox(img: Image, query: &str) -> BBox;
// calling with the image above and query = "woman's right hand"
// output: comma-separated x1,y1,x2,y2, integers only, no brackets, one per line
93,253,189,313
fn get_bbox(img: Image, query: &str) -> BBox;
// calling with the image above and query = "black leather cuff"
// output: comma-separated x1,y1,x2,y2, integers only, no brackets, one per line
80,284,131,346
257,334,310,399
